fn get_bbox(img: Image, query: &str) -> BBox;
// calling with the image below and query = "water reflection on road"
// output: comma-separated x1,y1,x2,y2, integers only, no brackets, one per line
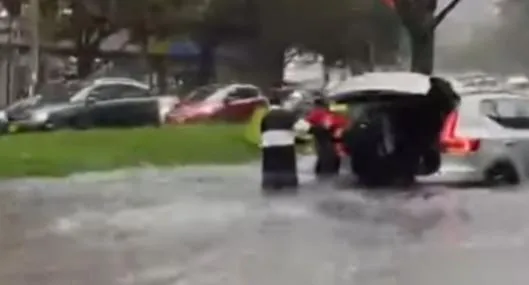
0,164,528,285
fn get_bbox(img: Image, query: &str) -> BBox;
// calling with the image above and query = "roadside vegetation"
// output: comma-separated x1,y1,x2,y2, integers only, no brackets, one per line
0,124,259,178
3,0,462,89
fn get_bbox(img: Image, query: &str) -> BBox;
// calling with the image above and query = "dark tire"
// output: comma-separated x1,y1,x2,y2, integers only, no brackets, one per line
71,116,92,130
392,171,417,188
43,118,65,131
484,162,519,186
314,143,340,179
353,160,391,188
356,173,382,187
0,124,8,135
417,149,441,175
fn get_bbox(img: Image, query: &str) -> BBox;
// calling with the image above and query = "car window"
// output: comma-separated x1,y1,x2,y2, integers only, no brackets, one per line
185,84,224,102
348,102,385,121
89,84,148,100
89,85,120,100
227,87,259,100
480,100,500,117
119,85,150,99
481,98,529,129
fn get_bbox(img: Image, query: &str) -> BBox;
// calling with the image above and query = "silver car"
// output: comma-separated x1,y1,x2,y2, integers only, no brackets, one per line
429,91,529,186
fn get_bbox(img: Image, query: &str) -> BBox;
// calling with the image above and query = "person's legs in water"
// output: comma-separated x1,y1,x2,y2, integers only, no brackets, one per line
311,124,338,180
261,148,283,194
314,140,340,180
347,115,390,186
261,172,280,194
391,140,419,187
278,146,299,193
262,147,298,194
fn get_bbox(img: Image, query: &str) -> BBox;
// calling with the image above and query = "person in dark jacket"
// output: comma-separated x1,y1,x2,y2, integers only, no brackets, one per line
260,94,300,194
346,106,394,186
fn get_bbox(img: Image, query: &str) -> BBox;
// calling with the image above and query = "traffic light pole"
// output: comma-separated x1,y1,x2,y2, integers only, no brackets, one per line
5,16,13,104
28,0,39,97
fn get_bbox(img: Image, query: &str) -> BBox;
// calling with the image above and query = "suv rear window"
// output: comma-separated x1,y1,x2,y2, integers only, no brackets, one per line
480,98,529,129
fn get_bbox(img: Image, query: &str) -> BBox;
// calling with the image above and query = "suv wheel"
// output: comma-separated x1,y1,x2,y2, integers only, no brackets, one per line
485,162,519,186
417,149,441,175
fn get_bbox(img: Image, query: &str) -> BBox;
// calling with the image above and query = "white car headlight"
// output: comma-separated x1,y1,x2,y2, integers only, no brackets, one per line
31,111,49,122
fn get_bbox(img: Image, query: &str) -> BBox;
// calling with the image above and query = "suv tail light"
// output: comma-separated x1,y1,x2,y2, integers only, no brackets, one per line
440,111,480,154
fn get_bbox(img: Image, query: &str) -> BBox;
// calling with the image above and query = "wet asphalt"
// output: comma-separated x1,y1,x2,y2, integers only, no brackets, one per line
0,156,528,285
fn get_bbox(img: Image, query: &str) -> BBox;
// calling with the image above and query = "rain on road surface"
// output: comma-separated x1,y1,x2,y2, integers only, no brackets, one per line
0,157,529,285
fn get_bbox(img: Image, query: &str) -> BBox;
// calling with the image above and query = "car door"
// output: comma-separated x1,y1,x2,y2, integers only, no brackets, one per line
84,85,124,127
105,85,155,126
89,83,154,127
221,87,263,122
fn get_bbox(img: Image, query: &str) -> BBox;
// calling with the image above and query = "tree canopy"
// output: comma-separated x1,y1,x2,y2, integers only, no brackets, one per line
0,0,407,81
495,0,529,69
388,0,463,74
445,0,529,73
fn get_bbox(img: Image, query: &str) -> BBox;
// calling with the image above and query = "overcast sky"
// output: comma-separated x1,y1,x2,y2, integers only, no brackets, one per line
437,0,499,46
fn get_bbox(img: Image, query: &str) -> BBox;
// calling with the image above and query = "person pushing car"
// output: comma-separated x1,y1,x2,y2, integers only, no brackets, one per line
297,93,348,180
260,86,305,194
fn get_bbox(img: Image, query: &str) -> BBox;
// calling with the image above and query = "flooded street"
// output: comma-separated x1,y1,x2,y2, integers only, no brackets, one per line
0,160,529,285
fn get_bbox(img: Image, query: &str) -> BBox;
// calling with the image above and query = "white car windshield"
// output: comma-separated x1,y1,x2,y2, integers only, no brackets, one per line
185,85,226,102
510,82,529,90
68,80,96,102
333,72,432,95
7,83,75,110
203,90,229,103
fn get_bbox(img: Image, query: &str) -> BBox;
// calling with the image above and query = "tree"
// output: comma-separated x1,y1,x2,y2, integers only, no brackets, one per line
110,0,207,46
68,0,116,77
200,0,403,86
24,0,204,79
105,0,210,88
0,0,118,77
494,0,529,71
388,0,463,74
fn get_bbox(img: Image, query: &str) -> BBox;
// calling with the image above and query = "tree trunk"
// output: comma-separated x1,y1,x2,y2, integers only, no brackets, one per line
255,47,285,88
139,31,152,88
322,57,330,87
152,56,167,93
409,29,435,75
76,48,94,79
75,32,97,79
196,41,215,86
216,41,284,89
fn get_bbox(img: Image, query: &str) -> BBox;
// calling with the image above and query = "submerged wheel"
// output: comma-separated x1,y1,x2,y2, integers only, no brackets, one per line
484,162,519,186
352,157,394,188
417,149,441,175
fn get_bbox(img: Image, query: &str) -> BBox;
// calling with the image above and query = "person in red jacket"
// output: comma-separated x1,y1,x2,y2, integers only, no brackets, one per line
301,94,349,179
328,111,349,157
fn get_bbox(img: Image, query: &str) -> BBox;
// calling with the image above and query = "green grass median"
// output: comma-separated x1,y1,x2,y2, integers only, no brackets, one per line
0,124,260,178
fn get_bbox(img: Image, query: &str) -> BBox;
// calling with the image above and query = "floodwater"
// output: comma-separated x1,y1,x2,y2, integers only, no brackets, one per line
0,157,529,285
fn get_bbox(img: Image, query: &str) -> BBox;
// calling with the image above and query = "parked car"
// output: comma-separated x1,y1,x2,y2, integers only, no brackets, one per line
505,75,529,93
0,109,8,134
426,90,529,186
4,77,179,132
446,73,504,94
328,72,460,187
165,83,266,124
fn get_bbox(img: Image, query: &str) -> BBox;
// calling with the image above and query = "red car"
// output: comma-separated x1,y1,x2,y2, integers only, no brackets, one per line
166,84,267,124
